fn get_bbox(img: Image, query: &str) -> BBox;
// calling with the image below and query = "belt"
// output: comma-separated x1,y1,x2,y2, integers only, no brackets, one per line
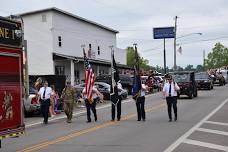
42,98,50,101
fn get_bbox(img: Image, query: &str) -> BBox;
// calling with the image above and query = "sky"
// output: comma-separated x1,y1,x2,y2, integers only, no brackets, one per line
1,0,228,68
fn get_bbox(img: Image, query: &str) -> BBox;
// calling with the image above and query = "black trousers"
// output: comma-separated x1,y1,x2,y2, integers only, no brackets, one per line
166,96,177,120
136,96,145,121
111,96,121,120
40,99,50,123
85,99,97,121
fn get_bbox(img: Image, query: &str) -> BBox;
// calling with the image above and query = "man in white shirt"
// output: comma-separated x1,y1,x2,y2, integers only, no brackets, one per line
163,75,180,122
38,80,52,124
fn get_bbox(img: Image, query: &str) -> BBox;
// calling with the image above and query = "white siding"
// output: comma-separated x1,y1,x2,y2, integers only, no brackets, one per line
115,48,127,65
23,12,54,75
52,12,116,62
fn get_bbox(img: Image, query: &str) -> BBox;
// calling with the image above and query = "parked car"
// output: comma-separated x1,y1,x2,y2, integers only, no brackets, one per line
24,87,40,116
170,71,198,99
211,72,226,86
195,72,214,90
221,70,228,84
75,82,128,100
95,74,133,95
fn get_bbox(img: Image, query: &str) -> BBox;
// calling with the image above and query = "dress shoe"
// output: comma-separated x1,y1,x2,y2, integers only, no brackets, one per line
67,120,72,123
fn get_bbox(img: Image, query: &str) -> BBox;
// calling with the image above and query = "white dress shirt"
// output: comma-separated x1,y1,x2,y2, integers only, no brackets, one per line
38,87,52,100
117,82,123,96
140,84,146,97
83,86,99,99
163,82,180,97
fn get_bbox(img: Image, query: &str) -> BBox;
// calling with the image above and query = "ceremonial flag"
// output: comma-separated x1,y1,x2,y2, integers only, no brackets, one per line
110,49,120,105
83,48,95,103
132,46,141,100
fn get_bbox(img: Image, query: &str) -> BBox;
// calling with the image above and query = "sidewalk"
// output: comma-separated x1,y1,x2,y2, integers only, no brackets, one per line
24,100,110,128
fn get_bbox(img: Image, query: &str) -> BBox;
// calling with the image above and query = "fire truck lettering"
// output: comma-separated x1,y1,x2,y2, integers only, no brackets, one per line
0,27,14,39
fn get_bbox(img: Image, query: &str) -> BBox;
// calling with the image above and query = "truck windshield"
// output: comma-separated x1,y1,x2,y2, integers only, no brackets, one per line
172,74,190,82
195,73,208,79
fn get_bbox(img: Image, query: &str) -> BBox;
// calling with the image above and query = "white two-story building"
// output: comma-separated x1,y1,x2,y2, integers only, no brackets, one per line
17,7,127,85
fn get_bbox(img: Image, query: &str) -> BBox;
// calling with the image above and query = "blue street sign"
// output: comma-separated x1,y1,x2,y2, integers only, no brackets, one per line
153,27,175,39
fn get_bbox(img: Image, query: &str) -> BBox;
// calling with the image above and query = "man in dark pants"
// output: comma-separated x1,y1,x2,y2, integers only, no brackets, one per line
83,86,100,122
163,75,180,122
111,82,122,121
38,80,52,124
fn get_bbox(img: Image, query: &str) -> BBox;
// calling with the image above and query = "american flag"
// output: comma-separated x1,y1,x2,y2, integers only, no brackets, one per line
177,46,182,55
83,49,95,103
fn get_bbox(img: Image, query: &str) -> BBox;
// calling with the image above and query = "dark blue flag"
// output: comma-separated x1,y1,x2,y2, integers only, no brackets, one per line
110,50,120,105
132,46,141,100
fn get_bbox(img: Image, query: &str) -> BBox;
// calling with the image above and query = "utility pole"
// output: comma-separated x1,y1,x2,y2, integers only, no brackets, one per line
174,16,178,71
164,39,166,74
203,50,205,70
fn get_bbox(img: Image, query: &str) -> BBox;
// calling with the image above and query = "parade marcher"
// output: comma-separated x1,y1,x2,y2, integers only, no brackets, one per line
111,81,122,121
135,83,147,121
82,86,100,123
61,81,76,123
163,75,180,122
49,85,57,117
38,80,52,124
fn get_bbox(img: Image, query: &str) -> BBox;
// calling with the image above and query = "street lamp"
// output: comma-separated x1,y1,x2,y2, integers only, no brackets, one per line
174,32,202,71
177,32,202,39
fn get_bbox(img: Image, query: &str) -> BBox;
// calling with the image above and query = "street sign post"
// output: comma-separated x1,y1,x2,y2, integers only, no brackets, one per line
153,27,175,74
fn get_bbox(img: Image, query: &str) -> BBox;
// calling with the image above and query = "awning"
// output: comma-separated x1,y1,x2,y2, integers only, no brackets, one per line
53,52,132,69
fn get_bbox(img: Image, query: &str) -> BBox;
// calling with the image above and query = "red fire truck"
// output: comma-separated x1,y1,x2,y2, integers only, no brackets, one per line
0,16,25,147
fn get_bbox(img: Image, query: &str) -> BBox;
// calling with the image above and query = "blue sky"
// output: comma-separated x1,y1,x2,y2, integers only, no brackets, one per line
1,0,228,68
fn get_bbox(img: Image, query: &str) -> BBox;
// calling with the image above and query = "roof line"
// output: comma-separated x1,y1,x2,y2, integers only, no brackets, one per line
17,7,119,33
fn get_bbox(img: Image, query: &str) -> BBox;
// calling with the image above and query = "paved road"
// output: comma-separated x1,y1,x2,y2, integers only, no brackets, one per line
1,85,228,152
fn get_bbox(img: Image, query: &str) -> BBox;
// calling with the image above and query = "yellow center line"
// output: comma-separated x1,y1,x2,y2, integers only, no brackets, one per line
17,101,166,152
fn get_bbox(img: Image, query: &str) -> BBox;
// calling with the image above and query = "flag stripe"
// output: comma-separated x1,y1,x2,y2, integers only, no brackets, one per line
84,49,95,101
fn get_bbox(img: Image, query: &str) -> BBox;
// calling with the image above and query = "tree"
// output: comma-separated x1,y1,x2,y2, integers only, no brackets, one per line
185,65,194,71
176,66,184,71
196,65,204,72
205,43,228,69
127,47,150,70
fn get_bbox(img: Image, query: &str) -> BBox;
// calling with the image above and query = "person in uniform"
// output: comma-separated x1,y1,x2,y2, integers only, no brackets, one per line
38,80,52,124
61,81,76,123
135,83,147,121
82,86,100,123
163,75,180,122
111,81,122,121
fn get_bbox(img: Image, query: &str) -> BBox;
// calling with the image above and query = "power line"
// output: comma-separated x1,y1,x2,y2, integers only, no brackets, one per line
140,35,228,53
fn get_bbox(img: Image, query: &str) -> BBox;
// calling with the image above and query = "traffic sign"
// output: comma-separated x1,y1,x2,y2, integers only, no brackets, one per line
153,27,175,39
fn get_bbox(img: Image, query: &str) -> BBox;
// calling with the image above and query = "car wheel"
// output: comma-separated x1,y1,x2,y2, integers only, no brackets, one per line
24,108,33,117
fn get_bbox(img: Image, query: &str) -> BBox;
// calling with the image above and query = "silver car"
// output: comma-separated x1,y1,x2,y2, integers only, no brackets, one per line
24,87,40,116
